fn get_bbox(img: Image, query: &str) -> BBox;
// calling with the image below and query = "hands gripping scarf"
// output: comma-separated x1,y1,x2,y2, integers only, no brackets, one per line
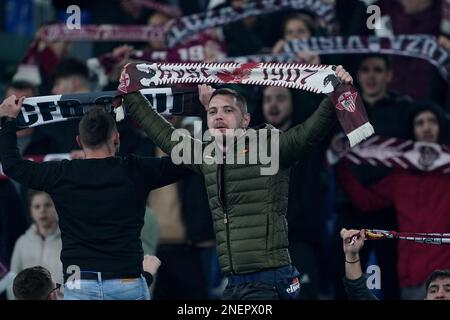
118,62,375,147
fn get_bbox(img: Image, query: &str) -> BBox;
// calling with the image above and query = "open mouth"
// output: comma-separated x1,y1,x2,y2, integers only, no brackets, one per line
214,124,228,129
267,107,281,118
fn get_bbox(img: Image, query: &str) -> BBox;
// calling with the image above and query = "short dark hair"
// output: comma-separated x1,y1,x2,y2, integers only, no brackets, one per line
426,269,450,291
13,266,53,300
408,100,445,142
54,58,90,81
6,80,38,96
79,107,117,147
357,54,392,71
209,88,248,114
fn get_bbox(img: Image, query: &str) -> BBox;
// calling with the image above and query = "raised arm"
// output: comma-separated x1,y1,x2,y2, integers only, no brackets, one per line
341,228,377,300
279,97,335,166
0,96,61,191
139,156,192,190
279,66,352,167
123,92,203,173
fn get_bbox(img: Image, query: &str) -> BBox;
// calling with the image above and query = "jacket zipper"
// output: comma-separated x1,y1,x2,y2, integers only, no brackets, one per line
217,156,234,273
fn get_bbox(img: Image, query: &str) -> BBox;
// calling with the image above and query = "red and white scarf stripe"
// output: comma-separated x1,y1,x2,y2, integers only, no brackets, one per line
328,135,450,173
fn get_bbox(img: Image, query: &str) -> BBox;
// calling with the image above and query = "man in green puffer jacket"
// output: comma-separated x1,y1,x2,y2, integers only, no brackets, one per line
124,65,353,300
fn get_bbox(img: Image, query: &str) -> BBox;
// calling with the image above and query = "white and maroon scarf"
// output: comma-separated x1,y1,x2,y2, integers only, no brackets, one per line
14,87,202,129
166,0,335,47
40,0,335,47
328,135,450,173
41,24,166,43
118,62,374,147
283,34,450,82
127,0,182,18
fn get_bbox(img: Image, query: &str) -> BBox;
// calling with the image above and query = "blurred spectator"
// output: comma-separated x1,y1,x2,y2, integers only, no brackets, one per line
376,0,446,104
8,190,62,299
38,58,91,153
0,180,27,271
150,116,216,300
4,81,54,155
341,228,450,300
272,13,317,54
336,102,450,300
335,0,374,36
219,0,276,56
331,54,413,300
140,207,160,256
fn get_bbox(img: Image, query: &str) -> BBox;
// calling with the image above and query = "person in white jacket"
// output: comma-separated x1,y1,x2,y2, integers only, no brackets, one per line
8,190,62,299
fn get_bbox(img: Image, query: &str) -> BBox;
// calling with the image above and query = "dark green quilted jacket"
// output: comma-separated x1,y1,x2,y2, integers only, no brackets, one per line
124,92,335,274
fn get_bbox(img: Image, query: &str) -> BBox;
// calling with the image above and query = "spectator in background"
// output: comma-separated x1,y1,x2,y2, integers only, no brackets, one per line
12,22,72,94
271,12,324,67
272,12,317,57
8,190,62,299
331,54,412,300
336,102,450,299
375,0,446,104
38,58,92,153
269,12,332,124
334,0,374,36
219,0,275,56
0,179,27,275
262,86,328,299
341,228,450,300
150,116,216,300
4,81,54,156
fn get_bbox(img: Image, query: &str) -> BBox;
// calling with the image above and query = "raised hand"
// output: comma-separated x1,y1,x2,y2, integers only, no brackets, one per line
198,84,215,110
335,65,353,85
341,228,365,260
0,95,24,118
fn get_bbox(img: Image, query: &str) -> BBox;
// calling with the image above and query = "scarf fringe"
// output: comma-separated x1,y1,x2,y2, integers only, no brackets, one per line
347,122,375,148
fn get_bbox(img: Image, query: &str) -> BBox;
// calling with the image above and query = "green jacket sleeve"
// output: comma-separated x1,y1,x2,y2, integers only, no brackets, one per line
124,92,203,173
279,97,336,167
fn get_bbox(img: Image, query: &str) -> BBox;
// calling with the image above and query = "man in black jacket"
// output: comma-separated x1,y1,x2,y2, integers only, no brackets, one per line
0,95,189,300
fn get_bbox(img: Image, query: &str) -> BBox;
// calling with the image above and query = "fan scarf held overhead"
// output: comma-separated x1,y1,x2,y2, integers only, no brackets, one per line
117,61,375,147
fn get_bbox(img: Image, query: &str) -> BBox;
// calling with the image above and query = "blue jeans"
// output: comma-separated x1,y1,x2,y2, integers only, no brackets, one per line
64,273,150,300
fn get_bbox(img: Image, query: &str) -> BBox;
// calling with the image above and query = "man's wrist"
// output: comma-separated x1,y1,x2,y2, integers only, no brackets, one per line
345,253,359,263
0,116,16,126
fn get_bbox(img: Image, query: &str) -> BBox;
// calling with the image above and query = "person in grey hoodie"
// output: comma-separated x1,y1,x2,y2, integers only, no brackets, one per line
8,190,62,299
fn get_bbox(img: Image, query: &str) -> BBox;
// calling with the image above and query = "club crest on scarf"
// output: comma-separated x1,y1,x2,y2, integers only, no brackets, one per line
336,91,358,113
417,144,440,169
